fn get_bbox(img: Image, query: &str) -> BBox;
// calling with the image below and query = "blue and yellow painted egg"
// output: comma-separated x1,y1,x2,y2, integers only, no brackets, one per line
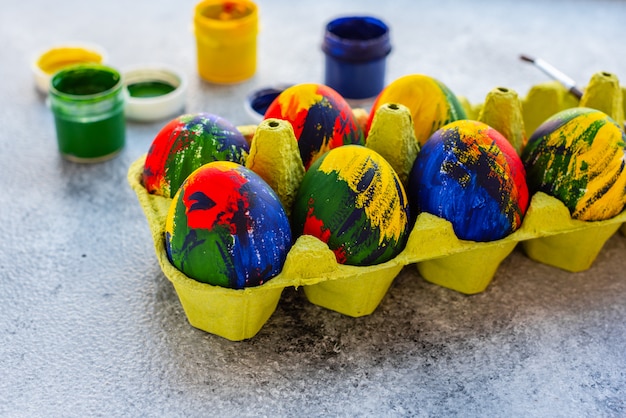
263,83,364,169
143,113,249,198
292,145,410,266
522,107,626,221
366,74,467,146
165,162,292,289
409,120,529,242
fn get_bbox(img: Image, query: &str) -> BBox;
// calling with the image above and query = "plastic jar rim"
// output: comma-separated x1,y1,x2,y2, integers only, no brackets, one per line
322,16,391,62
50,63,124,102
194,0,258,33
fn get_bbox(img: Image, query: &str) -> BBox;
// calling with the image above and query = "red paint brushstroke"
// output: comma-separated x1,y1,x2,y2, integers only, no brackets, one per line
182,167,250,234
142,118,187,194
486,126,530,214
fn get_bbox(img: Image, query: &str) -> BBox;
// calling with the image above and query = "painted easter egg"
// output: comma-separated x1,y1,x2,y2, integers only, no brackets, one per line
292,145,410,266
366,74,467,146
165,162,292,289
142,112,249,198
522,107,626,221
409,120,529,242
264,83,364,169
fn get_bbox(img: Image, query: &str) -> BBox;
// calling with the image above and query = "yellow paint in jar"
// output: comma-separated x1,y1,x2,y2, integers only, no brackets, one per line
38,47,103,74
33,44,106,93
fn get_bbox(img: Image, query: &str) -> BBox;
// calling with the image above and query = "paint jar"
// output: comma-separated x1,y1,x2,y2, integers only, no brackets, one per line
244,84,291,123
322,16,392,100
194,0,258,83
124,65,188,122
49,64,125,163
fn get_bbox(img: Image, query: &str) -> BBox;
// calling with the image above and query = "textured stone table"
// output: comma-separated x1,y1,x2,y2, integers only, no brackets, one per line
1,0,625,416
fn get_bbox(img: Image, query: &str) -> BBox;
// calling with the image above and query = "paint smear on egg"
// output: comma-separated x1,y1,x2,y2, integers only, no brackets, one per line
142,113,249,197
411,121,528,242
265,83,364,168
523,108,626,220
165,162,291,288
317,146,408,245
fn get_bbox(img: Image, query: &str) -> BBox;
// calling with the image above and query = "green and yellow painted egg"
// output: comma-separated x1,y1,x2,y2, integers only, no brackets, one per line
409,120,529,242
142,113,249,198
263,83,364,169
366,74,467,146
165,162,292,289
292,145,410,266
522,107,626,221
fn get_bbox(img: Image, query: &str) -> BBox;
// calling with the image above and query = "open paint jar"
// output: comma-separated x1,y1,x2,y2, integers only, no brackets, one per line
124,66,188,122
194,0,258,83
322,16,392,100
33,44,107,94
244,84,291,123
49,64,125,163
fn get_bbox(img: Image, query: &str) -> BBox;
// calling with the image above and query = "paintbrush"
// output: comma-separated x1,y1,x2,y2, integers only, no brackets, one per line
520,54,583,99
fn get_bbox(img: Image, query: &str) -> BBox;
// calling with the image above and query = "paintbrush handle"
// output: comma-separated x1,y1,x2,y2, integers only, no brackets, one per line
533,58,583,98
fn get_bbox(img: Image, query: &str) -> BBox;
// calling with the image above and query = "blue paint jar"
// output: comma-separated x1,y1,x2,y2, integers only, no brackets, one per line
322,16,391,100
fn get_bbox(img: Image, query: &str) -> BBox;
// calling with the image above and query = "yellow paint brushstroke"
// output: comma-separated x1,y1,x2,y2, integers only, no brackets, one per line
318,146,408,244
540,111,626,220
277,83,325,122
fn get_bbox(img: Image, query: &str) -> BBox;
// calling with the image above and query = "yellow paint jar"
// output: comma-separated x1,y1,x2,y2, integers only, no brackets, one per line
193,0,258,83
32,44,106,94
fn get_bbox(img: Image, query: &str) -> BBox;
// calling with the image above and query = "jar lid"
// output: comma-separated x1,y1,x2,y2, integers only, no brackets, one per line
32,43,108,94
123,65,188,122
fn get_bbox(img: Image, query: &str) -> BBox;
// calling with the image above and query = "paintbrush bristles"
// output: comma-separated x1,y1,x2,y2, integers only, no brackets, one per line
519,54,535,63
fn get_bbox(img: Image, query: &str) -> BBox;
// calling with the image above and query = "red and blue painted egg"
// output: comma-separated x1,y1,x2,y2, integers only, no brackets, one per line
522,107,626,221
366,74,467,146
165,162,292,289
292,145,410,266
263,83,364,169
143,112,249,198
409,120,529,242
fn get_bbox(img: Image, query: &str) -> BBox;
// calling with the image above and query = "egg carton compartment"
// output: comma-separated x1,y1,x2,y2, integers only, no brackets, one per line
128,74,626,341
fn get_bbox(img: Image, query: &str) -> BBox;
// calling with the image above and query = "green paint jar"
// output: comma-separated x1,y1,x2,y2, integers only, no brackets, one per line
49,64,125,162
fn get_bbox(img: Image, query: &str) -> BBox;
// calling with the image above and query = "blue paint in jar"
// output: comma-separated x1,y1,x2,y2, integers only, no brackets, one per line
251,87,284,116
322,16,391,100
244,84,291,122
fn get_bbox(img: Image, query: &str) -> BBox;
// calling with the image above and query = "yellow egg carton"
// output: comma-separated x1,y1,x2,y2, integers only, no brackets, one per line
128,71,626,341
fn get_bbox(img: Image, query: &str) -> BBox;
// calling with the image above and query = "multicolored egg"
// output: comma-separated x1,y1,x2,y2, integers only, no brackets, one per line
143,113,249,198
292,145,410,266
522,107,626,221
263,83,364,169
409,120,529,242
165,162,292,289
366,74,467,146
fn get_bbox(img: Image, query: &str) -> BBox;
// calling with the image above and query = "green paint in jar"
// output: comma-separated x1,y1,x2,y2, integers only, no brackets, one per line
49,64,125,162
127,80,176,98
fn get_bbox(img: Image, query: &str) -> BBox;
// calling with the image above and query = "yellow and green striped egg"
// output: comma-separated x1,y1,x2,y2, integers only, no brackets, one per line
292,145,410,266
522,107,626,221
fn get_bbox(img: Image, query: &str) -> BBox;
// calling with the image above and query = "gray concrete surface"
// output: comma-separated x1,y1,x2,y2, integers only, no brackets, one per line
1,0,626,416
